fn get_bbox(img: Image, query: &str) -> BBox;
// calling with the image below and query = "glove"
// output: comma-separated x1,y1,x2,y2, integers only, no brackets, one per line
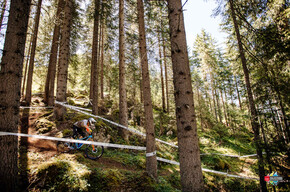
86,128,92,134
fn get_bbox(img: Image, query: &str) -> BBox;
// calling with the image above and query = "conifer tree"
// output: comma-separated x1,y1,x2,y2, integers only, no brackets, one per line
54,0,73,119
167,0,204,191
0,0,31,190
137,0,157,179
91,0,100,115
25,0,43,105
119,0,129,140
229,0,267,191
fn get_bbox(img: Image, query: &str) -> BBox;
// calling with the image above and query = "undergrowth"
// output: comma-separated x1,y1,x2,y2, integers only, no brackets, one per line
23,96,268,192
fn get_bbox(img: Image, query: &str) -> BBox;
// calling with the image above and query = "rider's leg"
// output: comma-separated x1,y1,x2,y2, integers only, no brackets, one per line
78,129,85,139
72,125,79,138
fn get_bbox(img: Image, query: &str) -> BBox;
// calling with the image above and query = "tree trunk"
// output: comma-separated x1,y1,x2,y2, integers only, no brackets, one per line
161,21,170,113
91,0,100,115
25,0,43,105
100,22,104,99
210,75,218,122
19,108,30,190
46,0,64,106
215,87,222,123
0,0,31,190
54,0,72,120
158,30,166,112
98,17,102,88
0,0,7,35
137,0,157,179
119,0,129,140
44,0,64,105
197,88,204,131
167,0,204,191
235,77,242,110
21,38,32,97
139,67,143,103
224,88,232,128
277,92,289,143
220,89,228,127
229,0,267,191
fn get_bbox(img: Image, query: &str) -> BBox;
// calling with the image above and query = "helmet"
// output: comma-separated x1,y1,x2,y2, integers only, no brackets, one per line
88,117,96,126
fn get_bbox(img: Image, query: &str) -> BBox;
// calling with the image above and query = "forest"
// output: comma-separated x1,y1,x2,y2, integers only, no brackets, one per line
0,0,289,191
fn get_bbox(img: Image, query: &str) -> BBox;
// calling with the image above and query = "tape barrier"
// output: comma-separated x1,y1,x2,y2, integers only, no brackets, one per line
1,131,258,180
20,106,53,109
156,157,259,180
20,103,262,159
200,152,265,158
146,151,156,157
0,132,146,151
55,101,263,159
67,105,92,112
55,101,178,148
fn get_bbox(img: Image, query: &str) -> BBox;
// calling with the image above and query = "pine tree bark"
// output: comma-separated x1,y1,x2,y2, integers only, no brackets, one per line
45,0,64,105
210,74,218,121
100,22,104,99
137,0,157,179
91,0,100,115
97,18,102,81
22,38,32,97
235,77,242,110
0,0,31,190
215,88,222,123
277,92,289,143
54,0,72,120
167,0,204,191
158,30,166,112
229,0,267,191
197,88,204,131
25,0,43,105
220,89,228,127
0,0,7,34
119,0,129,140
161,25,170,113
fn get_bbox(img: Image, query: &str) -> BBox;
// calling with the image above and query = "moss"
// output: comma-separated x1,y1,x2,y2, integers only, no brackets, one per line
203,172,259,192
63,129,73,137
68,99,76,105
33,160,90,192
88,168,178,192
35,117,55,134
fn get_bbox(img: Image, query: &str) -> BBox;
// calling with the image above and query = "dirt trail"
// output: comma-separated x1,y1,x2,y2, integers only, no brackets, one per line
20,97,57,159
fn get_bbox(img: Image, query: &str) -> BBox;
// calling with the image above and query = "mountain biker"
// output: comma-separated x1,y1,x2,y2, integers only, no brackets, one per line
73,117,96,138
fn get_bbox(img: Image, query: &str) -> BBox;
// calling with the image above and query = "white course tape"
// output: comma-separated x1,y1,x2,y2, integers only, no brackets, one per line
146,151,156,157
68,105,92,112
1,131,259,180
20,106,53,109
0,132,146,151
156,157,259,180
55,102,262,159
55,101,178,148
200,153,240,158
200,152,265,158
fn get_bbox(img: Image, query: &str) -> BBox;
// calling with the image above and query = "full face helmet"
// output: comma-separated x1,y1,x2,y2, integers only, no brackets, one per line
88,117,96,126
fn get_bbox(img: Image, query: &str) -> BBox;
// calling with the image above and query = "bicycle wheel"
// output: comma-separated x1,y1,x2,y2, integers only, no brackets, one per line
85,144,104,160
57,136,74,153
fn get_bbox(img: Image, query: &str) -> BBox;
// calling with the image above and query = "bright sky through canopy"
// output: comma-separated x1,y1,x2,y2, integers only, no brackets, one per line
182,0,227,50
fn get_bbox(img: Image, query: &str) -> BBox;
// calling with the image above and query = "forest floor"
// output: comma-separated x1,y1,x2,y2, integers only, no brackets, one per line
17,95,263,192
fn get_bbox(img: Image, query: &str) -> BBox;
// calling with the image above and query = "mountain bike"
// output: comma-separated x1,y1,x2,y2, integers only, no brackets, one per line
57,132,104,160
